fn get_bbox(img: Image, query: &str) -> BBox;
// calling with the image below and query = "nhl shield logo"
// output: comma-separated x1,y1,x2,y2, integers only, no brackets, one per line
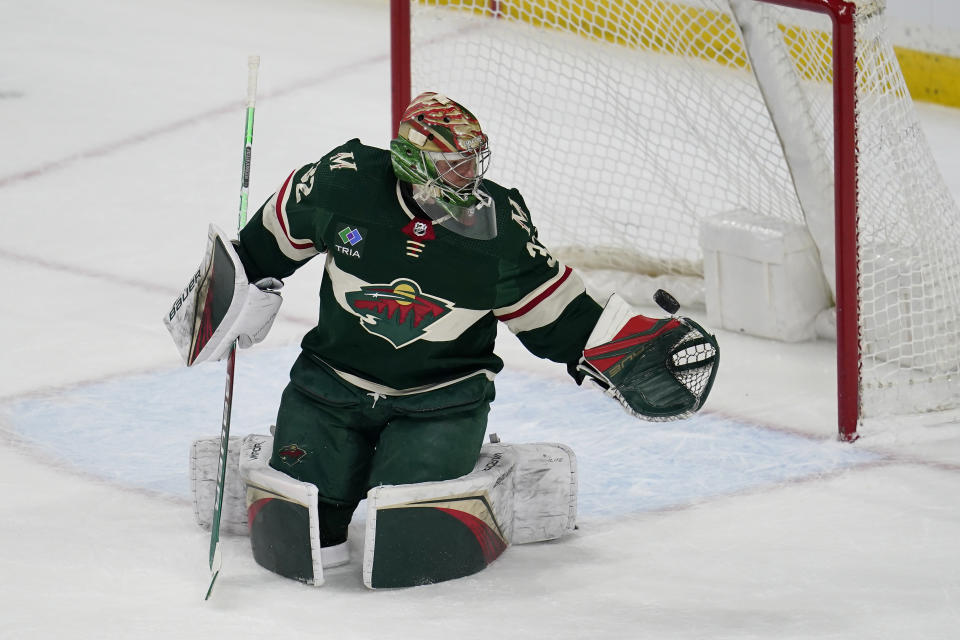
345,278,453,348
402,218,436,242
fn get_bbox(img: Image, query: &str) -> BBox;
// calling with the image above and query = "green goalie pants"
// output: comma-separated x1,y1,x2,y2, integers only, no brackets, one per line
269,352,495,547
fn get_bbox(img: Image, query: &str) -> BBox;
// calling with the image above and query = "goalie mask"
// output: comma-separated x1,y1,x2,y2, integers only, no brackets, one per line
390,92,497,240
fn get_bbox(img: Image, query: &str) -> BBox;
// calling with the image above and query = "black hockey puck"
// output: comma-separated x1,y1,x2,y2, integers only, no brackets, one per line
653,289,680,315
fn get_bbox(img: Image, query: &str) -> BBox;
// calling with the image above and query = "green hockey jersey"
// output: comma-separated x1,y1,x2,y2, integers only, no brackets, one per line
237,139,602,394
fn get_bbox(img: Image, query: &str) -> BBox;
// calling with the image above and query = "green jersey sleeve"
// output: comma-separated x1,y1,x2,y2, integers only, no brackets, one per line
492,189,602,374
238,135,385,280
238,160,329,280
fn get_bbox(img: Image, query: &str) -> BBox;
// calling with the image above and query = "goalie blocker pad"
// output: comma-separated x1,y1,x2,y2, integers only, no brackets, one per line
164,223,281,366
191,435,577,589
579,293,719,421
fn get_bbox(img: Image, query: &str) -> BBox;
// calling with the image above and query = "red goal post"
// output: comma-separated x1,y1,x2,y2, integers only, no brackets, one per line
390,0,960,441
756,0,861,440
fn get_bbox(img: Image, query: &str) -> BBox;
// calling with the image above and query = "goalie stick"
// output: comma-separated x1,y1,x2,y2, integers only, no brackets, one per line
205,54,260,601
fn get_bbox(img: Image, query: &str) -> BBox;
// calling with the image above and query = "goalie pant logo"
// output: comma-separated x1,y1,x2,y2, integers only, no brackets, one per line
168,267,203,321
277,444,307,466
345,278,452,348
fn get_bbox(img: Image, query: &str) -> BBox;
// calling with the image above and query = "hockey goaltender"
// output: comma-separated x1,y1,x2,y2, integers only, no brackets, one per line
165,92,719,589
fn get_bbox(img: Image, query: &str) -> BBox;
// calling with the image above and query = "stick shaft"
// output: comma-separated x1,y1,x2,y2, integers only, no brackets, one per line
205,55,260,601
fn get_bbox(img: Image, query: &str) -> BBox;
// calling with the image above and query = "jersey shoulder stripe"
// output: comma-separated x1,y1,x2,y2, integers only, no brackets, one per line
494,265,587,334
262,168,321,262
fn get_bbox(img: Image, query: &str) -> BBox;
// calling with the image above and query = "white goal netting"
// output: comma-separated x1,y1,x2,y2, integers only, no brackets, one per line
406,0,960,423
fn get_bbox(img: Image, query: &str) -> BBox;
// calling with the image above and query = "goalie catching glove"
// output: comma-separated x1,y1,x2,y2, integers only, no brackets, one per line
578,293,719,421
164,223,282,366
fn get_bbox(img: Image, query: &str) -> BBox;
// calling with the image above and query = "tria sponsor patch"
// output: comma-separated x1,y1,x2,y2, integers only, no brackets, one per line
334,224,366,259
345,278,453,348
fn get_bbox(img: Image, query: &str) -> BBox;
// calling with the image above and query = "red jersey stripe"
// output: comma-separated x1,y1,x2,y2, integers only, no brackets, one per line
495,266,573,322
274,171,315,251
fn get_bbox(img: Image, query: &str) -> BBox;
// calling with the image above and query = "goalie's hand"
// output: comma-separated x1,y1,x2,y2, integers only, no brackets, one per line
236,278,284,349
163,224,285,365
578,293,719,421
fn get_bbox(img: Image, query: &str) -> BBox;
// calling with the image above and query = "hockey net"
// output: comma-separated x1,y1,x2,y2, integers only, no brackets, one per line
393,0,960,438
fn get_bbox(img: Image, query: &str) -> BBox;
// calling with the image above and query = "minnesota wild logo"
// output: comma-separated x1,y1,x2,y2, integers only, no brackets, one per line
277,444,308,467
345,278,453,348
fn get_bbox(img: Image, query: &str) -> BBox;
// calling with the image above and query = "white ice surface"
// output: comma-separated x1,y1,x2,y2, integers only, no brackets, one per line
1,1,959,638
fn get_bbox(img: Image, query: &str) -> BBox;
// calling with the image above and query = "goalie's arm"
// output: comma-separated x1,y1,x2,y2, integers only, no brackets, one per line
492,192,602,379
498,281,602,381
237,161,330,281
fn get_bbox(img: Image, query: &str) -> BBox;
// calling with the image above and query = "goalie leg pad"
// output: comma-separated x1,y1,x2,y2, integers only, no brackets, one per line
190,436,248,536
240,434,354,586
363,445,515,589
192,433,350,583
362,442,577,588
509,442,577,545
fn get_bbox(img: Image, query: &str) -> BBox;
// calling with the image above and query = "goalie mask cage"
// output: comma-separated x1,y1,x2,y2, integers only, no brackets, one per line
390,0,960,441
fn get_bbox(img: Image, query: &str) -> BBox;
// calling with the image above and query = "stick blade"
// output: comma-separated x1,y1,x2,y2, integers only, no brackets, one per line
204,542,223,601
